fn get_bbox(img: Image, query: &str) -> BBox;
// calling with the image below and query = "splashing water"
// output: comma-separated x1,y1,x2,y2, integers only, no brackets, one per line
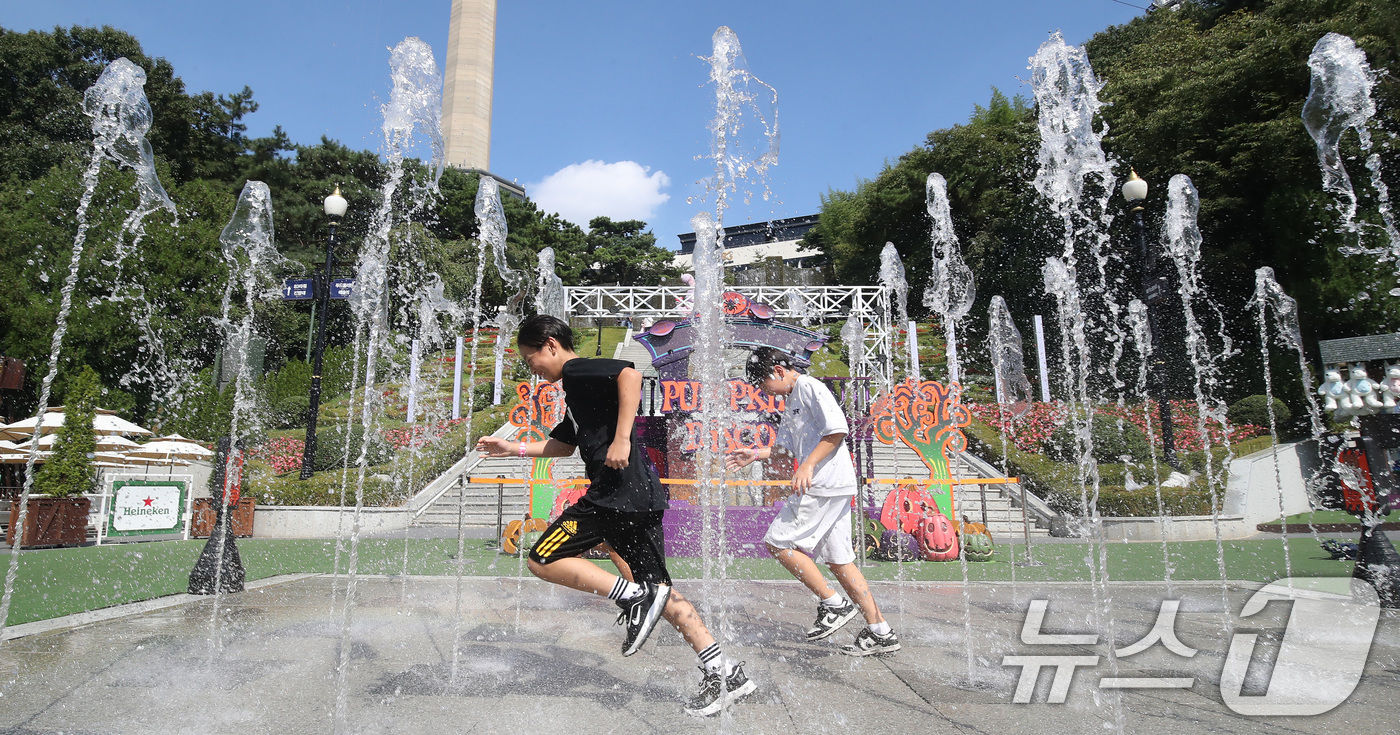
536,247,568,320
1030,31,1124,732
0,58,176,641
988,296,1033,414
477,177,522,405
209,181,282,640
691,30,781,690
335,37,444,733
1164,174,1233,622
1249,268,1327,549
878,242,910,380
1125,300,1174,593
1029,32,1126,398
988,296,1040,567
1303,32,1400,271
785,290,812,326
840,317,866,379
704,26,779,226
923,173,975,384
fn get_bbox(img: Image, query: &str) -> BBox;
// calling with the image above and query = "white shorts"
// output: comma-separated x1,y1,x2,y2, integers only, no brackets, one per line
763,492,856,565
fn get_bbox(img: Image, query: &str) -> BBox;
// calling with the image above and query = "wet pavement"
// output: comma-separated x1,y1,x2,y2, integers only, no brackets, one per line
1,573,1396,734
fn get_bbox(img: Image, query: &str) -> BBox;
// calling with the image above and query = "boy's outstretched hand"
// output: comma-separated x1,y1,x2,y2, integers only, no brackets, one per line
476,436,514,457
726,447,758,471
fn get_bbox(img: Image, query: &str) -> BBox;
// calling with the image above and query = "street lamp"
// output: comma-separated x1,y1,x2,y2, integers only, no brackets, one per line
299,186,347,479
1123,170,1180,470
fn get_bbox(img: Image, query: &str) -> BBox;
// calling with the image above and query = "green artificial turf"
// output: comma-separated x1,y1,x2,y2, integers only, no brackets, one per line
1,535,1354,627
1270,509,1368,526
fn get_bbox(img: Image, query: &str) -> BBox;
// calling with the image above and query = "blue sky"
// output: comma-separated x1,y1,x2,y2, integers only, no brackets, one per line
7,1,1142,247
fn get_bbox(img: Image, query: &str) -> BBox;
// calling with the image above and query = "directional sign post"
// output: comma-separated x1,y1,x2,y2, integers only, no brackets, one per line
282,278,315,300
330,278,355,300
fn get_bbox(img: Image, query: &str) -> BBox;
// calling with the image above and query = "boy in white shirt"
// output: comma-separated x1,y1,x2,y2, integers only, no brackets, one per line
726,347,900,655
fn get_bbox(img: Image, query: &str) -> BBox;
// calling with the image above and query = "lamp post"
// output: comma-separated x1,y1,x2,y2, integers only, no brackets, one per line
299,186,348,479
1122,170,1180,470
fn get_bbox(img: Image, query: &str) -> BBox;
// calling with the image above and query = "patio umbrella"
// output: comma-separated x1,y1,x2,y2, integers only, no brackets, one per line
128,439,213,461
0,450,48,464
12,434,141,452
0,407,152,440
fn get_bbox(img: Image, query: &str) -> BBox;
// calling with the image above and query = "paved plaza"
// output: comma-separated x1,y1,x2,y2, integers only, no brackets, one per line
1,573,1396,734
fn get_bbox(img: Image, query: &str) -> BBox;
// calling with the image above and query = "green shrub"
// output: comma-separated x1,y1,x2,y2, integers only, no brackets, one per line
473,382,494,412
271,395,311,429
266,359,311,406
313,423,392,471
319,345,359,401
158,368,235,442
1044,414,1152,464
1227,395,1290,430
1094,486,1218,517
247,460,405,507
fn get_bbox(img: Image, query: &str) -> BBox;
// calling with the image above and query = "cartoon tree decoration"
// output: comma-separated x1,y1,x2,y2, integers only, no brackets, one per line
508,381,569,519
870,378,972,518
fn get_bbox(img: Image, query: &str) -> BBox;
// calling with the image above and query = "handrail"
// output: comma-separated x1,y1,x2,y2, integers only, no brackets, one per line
453,475,1020,487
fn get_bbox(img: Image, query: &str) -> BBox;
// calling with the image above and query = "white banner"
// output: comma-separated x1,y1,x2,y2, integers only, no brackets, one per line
110,483,183,532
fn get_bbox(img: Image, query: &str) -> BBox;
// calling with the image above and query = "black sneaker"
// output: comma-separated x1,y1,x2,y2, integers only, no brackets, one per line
805,599,859,642
683,661,757,717
615,582,671,657
840,627,901,657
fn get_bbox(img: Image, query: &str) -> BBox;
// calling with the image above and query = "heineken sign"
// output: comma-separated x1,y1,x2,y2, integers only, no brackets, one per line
107,480,187,538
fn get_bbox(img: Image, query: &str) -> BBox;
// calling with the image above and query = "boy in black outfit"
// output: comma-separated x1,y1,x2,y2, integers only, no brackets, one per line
476,314,755,717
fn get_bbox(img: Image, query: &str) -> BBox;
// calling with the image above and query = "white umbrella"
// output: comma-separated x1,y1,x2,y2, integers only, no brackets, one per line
101,453,190,467
0,450,47,464
0,407,152,440
128,440,213,461
12,434,141,452
0,412,62,440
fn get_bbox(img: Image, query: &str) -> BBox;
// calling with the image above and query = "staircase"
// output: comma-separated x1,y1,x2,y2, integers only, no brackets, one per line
614,331,658,377
410,335,1055,538
859,440,1053,539
409,423,588,529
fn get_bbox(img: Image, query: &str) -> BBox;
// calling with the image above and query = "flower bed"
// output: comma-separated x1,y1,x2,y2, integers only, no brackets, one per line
247,437,306,475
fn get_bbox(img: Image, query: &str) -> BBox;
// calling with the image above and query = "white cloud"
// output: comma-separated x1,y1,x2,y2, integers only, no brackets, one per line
529,160,670,229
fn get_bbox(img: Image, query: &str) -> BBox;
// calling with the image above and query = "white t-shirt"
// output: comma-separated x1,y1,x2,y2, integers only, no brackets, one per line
775,374,857,497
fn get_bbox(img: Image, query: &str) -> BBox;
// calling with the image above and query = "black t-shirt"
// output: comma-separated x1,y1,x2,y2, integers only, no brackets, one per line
548,357,667,513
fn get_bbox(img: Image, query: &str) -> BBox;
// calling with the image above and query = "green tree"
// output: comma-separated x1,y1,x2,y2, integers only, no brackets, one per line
0,25,258,184
33,365,99,497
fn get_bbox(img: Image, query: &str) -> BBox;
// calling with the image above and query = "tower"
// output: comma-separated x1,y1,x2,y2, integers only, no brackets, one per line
442,0,496,171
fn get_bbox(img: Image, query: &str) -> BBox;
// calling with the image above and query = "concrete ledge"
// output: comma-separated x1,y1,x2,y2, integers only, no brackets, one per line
252,506,409,538
1100,514,1252,542
1,573,317,641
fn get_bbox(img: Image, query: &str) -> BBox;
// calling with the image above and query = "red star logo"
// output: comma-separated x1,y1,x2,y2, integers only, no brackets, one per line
142,496,154,506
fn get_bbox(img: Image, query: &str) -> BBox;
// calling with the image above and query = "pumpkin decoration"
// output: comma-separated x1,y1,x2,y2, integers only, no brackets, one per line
501,517,550,555
958,515,995,562
552,484,587,519
880,484,930,534
853,516,885,558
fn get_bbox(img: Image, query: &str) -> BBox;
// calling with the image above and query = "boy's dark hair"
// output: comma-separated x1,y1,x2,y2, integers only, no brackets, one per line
518,314,574,350
746,346,799,385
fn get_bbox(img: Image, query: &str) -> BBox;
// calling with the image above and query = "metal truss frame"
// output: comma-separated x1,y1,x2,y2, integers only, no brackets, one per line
565,285,893,390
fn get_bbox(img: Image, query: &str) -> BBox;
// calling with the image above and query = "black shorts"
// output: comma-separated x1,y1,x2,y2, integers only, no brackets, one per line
528,506,673,586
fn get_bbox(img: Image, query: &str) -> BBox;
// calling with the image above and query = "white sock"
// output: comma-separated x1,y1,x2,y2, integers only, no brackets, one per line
609,578,644,601
869,620,891,636
699,643,725,673
821,593,844,607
